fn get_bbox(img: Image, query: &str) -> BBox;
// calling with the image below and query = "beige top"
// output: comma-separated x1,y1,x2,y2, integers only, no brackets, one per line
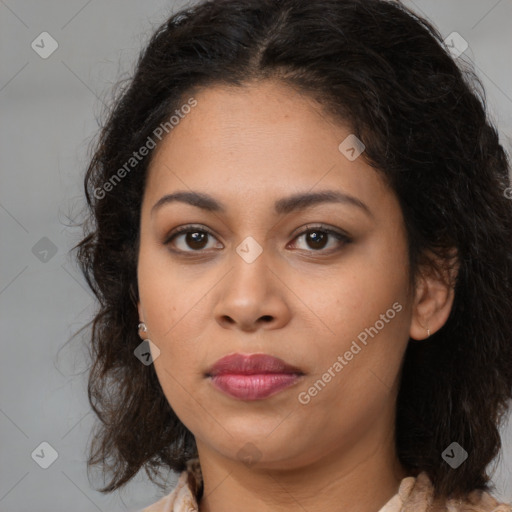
141,458,512,512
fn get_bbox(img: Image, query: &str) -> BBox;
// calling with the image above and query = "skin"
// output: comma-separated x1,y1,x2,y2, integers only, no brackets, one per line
137,79,456,512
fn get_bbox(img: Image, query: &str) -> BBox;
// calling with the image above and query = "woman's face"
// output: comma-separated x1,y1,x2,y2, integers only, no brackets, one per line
137,80,416,470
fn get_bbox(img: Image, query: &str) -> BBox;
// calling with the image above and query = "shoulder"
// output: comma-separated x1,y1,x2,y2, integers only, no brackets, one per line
140,459,202,512
400,471,512,512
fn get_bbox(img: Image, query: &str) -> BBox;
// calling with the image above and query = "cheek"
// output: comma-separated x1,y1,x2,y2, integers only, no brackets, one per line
300,298,409,422
138,245,207,333
301,245,410,394
313,254,408,349
137,252,205,382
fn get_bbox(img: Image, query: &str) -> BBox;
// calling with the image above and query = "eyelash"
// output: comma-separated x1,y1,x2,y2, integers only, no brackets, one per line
163,224,352,256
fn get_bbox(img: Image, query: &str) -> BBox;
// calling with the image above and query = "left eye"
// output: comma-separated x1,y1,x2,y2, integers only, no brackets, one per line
290,226,351,252
164,225,350,254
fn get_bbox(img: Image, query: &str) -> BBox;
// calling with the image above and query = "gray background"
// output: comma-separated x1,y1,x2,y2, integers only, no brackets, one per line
1,1,511,511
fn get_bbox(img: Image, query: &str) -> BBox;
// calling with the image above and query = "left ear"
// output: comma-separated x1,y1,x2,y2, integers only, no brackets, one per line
409,249,459,340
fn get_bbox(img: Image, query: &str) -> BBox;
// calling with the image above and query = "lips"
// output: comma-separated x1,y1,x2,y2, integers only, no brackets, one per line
206,353,303,377
206,353,304,401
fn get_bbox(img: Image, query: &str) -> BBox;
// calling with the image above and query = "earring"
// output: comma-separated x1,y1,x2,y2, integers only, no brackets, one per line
426,327,431,338
135,322,160,365
138,322,147,337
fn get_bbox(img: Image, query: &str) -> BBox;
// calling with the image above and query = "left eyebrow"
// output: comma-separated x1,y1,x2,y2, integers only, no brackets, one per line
151,189,373,218
274,190,373,218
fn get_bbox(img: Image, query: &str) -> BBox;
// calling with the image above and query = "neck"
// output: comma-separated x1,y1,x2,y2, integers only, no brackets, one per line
196,421,408,512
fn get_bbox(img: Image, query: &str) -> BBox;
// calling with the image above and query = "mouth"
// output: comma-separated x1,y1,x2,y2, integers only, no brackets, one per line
205,353,305,401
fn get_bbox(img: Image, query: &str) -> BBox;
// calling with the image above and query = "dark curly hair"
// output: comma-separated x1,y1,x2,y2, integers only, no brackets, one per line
70,0,512,501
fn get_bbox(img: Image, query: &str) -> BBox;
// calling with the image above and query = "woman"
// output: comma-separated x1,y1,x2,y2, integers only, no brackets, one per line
73,0,512,511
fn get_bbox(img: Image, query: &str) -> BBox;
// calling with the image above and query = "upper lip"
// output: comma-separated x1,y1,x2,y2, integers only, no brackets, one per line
206,353,304,377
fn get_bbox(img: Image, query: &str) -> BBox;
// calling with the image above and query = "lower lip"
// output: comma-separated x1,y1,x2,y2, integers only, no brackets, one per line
209,373,302,400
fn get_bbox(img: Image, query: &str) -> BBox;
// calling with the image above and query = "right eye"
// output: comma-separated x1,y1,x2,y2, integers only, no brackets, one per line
164,225,223,253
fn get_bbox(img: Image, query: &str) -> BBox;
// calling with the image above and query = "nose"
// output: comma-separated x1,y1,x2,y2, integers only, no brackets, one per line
213,245,292,333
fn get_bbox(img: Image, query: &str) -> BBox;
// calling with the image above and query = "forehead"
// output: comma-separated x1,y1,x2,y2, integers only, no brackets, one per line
143,80,390,214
